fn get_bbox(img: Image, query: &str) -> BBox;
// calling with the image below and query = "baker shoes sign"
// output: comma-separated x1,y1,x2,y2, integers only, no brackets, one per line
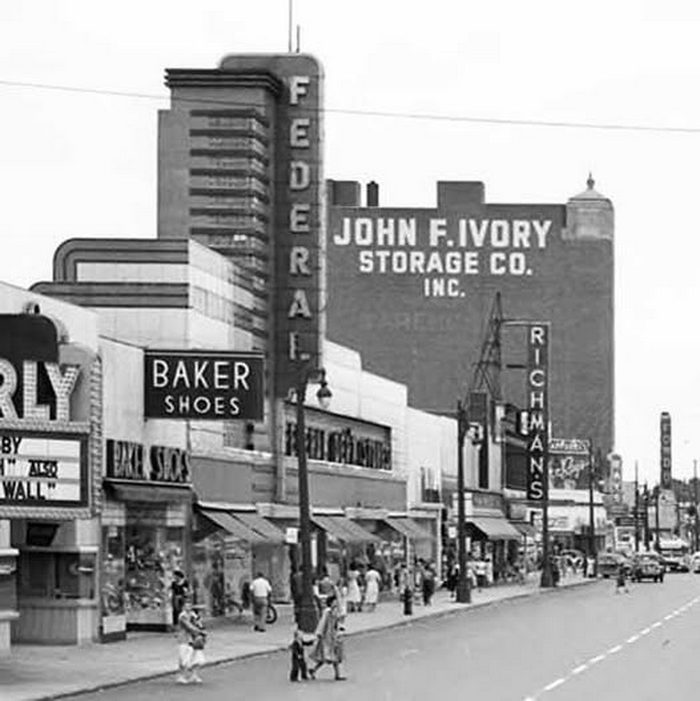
144,350,264,421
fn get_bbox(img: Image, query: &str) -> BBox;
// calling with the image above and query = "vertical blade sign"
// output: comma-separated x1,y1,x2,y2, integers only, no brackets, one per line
526,323,550,501
660,412,672,489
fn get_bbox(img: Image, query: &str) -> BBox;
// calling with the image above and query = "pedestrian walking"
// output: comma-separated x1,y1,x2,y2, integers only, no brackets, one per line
615,564,630,594
474,558,487,591
290,566,304,625
421,563,436,605
363,565,381,612
250,571,272,631
308,595,347,681
170,569,190,628
288,626,312,682
346,564,362,613
175,598,206,685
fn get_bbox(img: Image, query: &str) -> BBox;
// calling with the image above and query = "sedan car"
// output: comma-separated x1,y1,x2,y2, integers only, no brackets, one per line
630,553,665,583
597,552,627,578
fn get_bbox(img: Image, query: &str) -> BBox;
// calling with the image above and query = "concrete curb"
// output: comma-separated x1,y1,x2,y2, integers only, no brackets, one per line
35,578,600,701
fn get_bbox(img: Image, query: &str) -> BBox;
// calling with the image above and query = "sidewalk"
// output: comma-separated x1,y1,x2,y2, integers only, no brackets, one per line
0,573,597,701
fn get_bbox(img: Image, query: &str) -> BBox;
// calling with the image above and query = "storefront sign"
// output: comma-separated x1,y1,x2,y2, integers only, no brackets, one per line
472,491,505,512
283,408,392,471
0,432,87,506
549,437,592,490
609,453,623,504
285,527,299,545
660,412,672,489
144,351,264,420
526,323,550,501
106,439,191,484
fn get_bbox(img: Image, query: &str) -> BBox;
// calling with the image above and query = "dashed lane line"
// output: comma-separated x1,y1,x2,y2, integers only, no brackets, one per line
523,596,699,700
543,679,566,692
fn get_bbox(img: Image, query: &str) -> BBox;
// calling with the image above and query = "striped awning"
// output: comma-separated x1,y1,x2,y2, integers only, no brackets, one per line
232,512,285,544
468,517,521,541
198,507,266,544
312,515,380,544
384,517,432,541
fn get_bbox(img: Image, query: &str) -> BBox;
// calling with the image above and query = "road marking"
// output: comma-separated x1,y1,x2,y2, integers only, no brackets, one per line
524,595,698,700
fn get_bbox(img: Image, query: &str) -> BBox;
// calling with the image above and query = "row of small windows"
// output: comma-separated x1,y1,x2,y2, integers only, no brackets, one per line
190,285,267,329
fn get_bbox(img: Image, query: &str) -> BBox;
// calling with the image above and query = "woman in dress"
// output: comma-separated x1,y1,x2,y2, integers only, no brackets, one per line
346,564,362,613
308,595,347,681
363,565,381,612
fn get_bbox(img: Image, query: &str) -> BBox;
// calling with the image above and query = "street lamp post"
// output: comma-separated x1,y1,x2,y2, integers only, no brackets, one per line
587,442,597,573
294,364,332,633
455,400,471,604
634,461,640,552
653,486,661,552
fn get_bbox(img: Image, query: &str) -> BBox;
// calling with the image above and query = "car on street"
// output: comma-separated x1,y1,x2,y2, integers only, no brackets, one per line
597,552,627,578
629,552,665,582
658,538,691,572
690,552,700,573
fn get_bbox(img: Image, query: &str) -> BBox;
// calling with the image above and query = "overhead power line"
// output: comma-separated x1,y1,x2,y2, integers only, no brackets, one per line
1,77,699,134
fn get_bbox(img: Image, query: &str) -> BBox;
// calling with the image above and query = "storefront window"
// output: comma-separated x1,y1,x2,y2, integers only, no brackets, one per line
124,503,185,627
192,531,250,618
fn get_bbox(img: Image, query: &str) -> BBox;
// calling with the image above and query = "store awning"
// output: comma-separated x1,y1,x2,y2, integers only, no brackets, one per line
510,521,537,538
384,517,432,541
312,515,380,544
468,517,521,541
104,479,193,504
198,507,266,544
232,512,285,544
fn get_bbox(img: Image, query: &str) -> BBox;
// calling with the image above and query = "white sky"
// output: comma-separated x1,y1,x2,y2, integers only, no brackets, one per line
1,0,699,485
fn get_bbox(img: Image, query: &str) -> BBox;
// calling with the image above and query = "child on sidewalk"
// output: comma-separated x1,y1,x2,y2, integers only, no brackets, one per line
289,626,313,682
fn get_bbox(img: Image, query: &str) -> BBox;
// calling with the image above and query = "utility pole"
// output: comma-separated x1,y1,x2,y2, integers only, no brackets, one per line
643,483,650,551
694,459,699,553
587,440,596,569
634,461,640,552
455,400,471,603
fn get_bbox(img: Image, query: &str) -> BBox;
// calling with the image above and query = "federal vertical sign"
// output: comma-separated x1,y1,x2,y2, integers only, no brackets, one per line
660,412,672,489
526,323,550,501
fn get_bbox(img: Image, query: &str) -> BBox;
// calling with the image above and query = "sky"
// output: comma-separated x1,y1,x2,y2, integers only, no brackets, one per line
1,0,699,485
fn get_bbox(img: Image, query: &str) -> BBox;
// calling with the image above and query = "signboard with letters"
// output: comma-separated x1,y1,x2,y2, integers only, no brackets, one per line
526,323,549,501
660,412,672,489
105,439,190,484
0,431,88,506
549,437,591,491
0,314,91,512
143,350,264,421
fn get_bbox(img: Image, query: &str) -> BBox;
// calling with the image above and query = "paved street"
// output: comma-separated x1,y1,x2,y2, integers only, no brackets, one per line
61,574,700,701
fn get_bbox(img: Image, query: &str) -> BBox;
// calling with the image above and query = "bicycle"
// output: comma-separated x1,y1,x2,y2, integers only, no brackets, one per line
224,593,277,625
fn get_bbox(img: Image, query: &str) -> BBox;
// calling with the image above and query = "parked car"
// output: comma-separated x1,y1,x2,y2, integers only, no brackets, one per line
690,552,700,573
630,553,665,583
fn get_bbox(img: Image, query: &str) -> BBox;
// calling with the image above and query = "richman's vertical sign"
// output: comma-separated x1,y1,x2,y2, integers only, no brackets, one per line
660,411,672,489
526,323,550,501
273,55,325,396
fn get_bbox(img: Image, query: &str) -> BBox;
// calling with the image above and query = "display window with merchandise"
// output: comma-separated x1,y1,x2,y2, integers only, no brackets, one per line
191,531,251,619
